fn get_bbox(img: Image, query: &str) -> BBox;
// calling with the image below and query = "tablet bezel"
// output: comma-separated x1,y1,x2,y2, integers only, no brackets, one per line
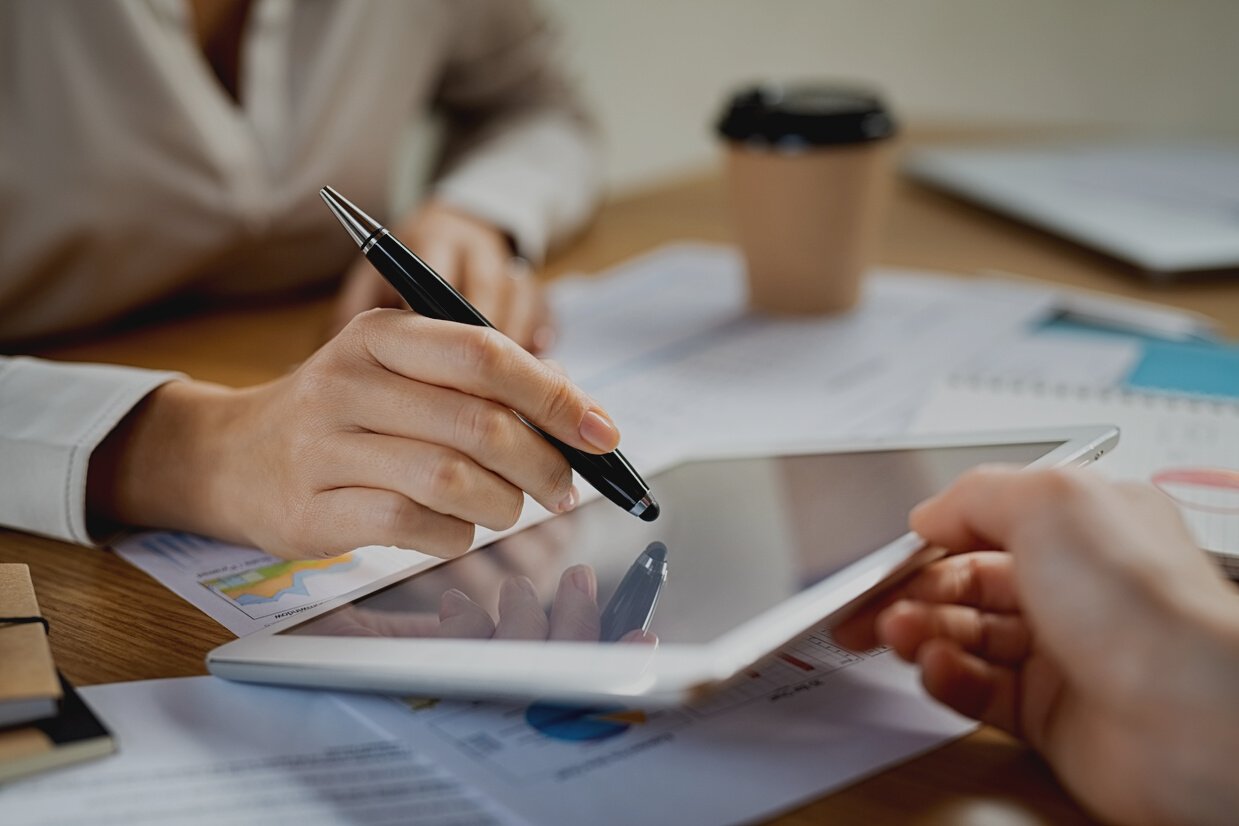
207,426,1118,705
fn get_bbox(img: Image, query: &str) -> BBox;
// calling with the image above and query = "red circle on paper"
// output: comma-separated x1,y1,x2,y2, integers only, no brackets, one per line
1151,467,1239,515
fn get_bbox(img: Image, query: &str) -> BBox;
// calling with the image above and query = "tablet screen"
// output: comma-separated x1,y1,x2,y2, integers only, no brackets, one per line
286,442,1060,645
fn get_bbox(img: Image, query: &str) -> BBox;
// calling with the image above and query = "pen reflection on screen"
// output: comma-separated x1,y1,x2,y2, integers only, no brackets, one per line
599,542,668,642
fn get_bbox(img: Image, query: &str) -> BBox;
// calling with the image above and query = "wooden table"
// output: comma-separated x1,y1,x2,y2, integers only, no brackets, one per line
6,135,1238,824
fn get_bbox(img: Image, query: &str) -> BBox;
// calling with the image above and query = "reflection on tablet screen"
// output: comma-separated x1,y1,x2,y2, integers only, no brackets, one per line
287,442,1060,646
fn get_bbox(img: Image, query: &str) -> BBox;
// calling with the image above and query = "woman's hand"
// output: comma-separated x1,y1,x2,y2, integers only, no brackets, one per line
833,466,1239,826
330,201,554,353
88,310,619,560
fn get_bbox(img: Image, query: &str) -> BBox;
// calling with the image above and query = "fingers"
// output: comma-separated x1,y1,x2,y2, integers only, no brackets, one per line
342,374,577,515
348,310,620,453
493,576,550,640
318,606,441,638
456,233,510,329
330,262,405,338
436,567,603,642
411,235,464,297
439,589,497,639
908,464,1024,553
499,259,548,353
831,613,882,652
285,486,474,559
909,464,1106,554
833,552,1021,651
878,599,1033,665
393,202,549,352
918,639,1020,735
429,242,550,352
325,432,526,531
549,565,602,641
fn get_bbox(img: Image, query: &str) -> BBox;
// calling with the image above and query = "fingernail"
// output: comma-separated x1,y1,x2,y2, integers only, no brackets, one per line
580,409,619,451
440,589,471,618
533,325,557,353
569,565,596,600
556,485,579,514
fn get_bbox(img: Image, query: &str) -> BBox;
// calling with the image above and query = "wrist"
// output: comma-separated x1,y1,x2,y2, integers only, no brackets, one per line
87,379,242,540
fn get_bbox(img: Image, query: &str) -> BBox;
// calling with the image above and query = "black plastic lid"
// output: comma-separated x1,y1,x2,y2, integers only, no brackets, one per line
717,84,896,148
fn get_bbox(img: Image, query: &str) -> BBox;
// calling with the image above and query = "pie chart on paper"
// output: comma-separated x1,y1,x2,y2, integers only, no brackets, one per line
524,703,648,742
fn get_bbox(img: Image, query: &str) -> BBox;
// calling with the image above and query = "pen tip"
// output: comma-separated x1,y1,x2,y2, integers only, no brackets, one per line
638,498,661,522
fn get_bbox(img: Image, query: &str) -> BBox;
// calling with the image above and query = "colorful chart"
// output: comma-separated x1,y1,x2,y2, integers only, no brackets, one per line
524,703,647,742
203,555,361,605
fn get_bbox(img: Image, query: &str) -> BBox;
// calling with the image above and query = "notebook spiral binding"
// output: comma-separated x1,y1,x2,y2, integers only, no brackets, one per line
947,373,1239,416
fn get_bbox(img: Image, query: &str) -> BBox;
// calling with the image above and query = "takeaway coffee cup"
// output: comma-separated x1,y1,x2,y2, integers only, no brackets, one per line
717,84,897,314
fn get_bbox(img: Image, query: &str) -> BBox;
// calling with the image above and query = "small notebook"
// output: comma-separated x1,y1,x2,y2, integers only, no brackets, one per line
0,564,61,728
913,379,1239,578
0,674,115,784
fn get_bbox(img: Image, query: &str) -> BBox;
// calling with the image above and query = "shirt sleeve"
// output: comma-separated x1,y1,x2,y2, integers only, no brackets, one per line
429,0,602,263
0,356,182,546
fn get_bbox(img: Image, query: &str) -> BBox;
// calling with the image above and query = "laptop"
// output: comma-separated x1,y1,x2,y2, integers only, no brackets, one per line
905,141,1239,279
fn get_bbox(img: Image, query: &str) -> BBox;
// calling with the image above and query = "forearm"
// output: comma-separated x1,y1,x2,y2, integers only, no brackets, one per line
431,0,601,261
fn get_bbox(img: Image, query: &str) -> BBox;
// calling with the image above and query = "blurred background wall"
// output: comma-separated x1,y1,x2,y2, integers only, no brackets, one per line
539,0,1239,192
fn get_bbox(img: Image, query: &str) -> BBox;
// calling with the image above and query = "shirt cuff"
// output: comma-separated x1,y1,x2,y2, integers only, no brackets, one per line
0,357,184,546
432,114,601,264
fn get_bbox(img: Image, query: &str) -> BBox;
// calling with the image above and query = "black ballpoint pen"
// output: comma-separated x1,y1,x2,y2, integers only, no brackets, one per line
320,186,660,522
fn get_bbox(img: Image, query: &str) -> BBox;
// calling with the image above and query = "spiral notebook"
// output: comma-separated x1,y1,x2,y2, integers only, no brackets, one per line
912,378,1239,579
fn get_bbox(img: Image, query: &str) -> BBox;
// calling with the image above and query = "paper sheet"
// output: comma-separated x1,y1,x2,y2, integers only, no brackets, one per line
342,631,974,826
549,244,1058,470
114,243,1057,635
957,328,1142,387
0,677,523,826
111,532,442,636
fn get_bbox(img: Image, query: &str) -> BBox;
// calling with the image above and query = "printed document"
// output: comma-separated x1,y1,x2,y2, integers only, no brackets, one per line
0,677,522,826
342,628,974,826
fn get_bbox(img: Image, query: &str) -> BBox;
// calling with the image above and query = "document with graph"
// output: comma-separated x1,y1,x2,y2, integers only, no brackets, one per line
340,630,972,826
110,532,443,635
912,378,1239,577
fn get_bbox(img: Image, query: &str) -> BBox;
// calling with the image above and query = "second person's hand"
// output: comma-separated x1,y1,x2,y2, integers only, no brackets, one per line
330,200,554,353
833,466,1239,826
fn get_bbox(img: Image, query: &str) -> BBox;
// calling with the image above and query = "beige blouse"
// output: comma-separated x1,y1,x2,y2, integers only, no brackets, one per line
0,0,600,544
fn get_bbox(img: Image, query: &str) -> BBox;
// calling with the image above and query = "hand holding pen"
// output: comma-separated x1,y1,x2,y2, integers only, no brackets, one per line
321,186,659,522
90,244,635,562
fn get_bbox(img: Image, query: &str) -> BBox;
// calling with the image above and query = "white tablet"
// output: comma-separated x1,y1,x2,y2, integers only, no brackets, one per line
208,427,1116,706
